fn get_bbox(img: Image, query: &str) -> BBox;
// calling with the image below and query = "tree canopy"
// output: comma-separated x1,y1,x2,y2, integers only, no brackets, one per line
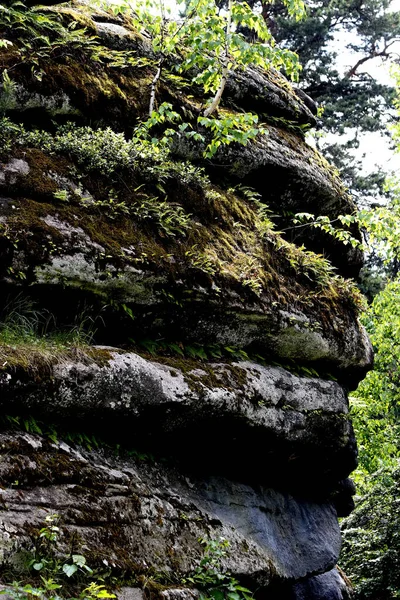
259,0,400,200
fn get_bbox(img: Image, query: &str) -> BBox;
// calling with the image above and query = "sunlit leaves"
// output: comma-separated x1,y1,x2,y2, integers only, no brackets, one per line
107,0,303,156
351,280,400,477
198,112,264,157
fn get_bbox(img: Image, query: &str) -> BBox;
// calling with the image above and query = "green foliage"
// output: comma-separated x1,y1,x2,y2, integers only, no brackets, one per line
133,337,335,380
128,191,191,237
0,1,97,78
290,197,400,269
0,115,22,154
350,279,400,477
260,0,400,199
125,0,303,90
90,188,192,238
183,538,253,600
0,69,17,114
198,113,265,158
2,414,58,445
292,212,361,249
1,515,115,600
105,0,303,156
9,119,208,187
337,68,400,600
340,466,400,600
22,125,136,175
0,0,302,161
0,295,97,348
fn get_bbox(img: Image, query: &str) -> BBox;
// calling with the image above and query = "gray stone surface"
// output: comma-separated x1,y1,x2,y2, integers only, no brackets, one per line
10,84,80,118
159,589,200,600
291,568,353,600
115,588,145,600
0,432,342,586
0,159,30,185
0,353,357,486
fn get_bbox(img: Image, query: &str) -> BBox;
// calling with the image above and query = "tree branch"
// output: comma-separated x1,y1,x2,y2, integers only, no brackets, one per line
203,0,233,117
149,56,164,116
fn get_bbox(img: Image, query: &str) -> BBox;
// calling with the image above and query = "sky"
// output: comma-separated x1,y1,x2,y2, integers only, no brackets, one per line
322,0,400,176
126,0,400,179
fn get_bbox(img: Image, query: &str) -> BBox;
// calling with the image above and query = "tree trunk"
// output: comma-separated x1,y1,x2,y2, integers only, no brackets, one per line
203,0,233,117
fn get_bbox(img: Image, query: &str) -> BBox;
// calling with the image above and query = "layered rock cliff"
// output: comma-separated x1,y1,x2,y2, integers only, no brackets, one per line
0,4,372,600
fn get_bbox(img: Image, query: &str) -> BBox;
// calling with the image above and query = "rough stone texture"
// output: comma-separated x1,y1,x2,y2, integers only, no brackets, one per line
172,130,362,277
0,159,30,184
0,166,372,386
159,590,200,600
115,588,146,600
291,568,353,600
0,353,357,490
0,432,343,587
224,67,317,126
1,2,359,274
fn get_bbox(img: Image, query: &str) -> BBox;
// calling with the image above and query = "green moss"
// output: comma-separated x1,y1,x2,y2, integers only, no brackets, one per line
0,134,362,328
42,5,98,32
0,336,112,380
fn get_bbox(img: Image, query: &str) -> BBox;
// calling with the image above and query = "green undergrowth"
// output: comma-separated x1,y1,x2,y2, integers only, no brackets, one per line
0,296,111,375
0,0,98,74
0,327,93,375
0,320,116,376
0,511,253,600
0,515,117,600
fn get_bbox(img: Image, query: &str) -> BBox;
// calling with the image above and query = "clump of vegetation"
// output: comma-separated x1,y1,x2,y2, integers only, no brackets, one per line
6,121,206,185
1,515,253,600
0,295,101,375
182,538,253,600
0,0,97,78
1,514,115,600
349,280,400,478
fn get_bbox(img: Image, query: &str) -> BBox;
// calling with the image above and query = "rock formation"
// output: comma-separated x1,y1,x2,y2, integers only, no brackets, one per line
0,3,371,599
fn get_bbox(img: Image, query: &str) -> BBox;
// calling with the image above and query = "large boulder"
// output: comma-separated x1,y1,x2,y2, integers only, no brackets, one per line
0,3,369,599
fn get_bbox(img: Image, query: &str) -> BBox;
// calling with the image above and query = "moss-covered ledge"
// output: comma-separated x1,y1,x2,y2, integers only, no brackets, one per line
0,348,357,492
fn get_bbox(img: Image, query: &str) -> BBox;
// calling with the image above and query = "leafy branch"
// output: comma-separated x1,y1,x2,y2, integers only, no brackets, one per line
107,0,304,157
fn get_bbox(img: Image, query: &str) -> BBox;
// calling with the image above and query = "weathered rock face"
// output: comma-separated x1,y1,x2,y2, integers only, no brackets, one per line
0,432,342,581
0,3,370,599
0,354,358,494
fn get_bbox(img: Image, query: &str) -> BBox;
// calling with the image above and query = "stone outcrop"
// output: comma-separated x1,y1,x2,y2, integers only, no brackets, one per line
0,354,358,494
0,3,371,599
0,431,344,585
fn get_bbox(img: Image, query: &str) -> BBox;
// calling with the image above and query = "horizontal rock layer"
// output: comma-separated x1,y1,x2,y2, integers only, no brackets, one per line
0,157,372,387
0,432,342,589
0,351,357,493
